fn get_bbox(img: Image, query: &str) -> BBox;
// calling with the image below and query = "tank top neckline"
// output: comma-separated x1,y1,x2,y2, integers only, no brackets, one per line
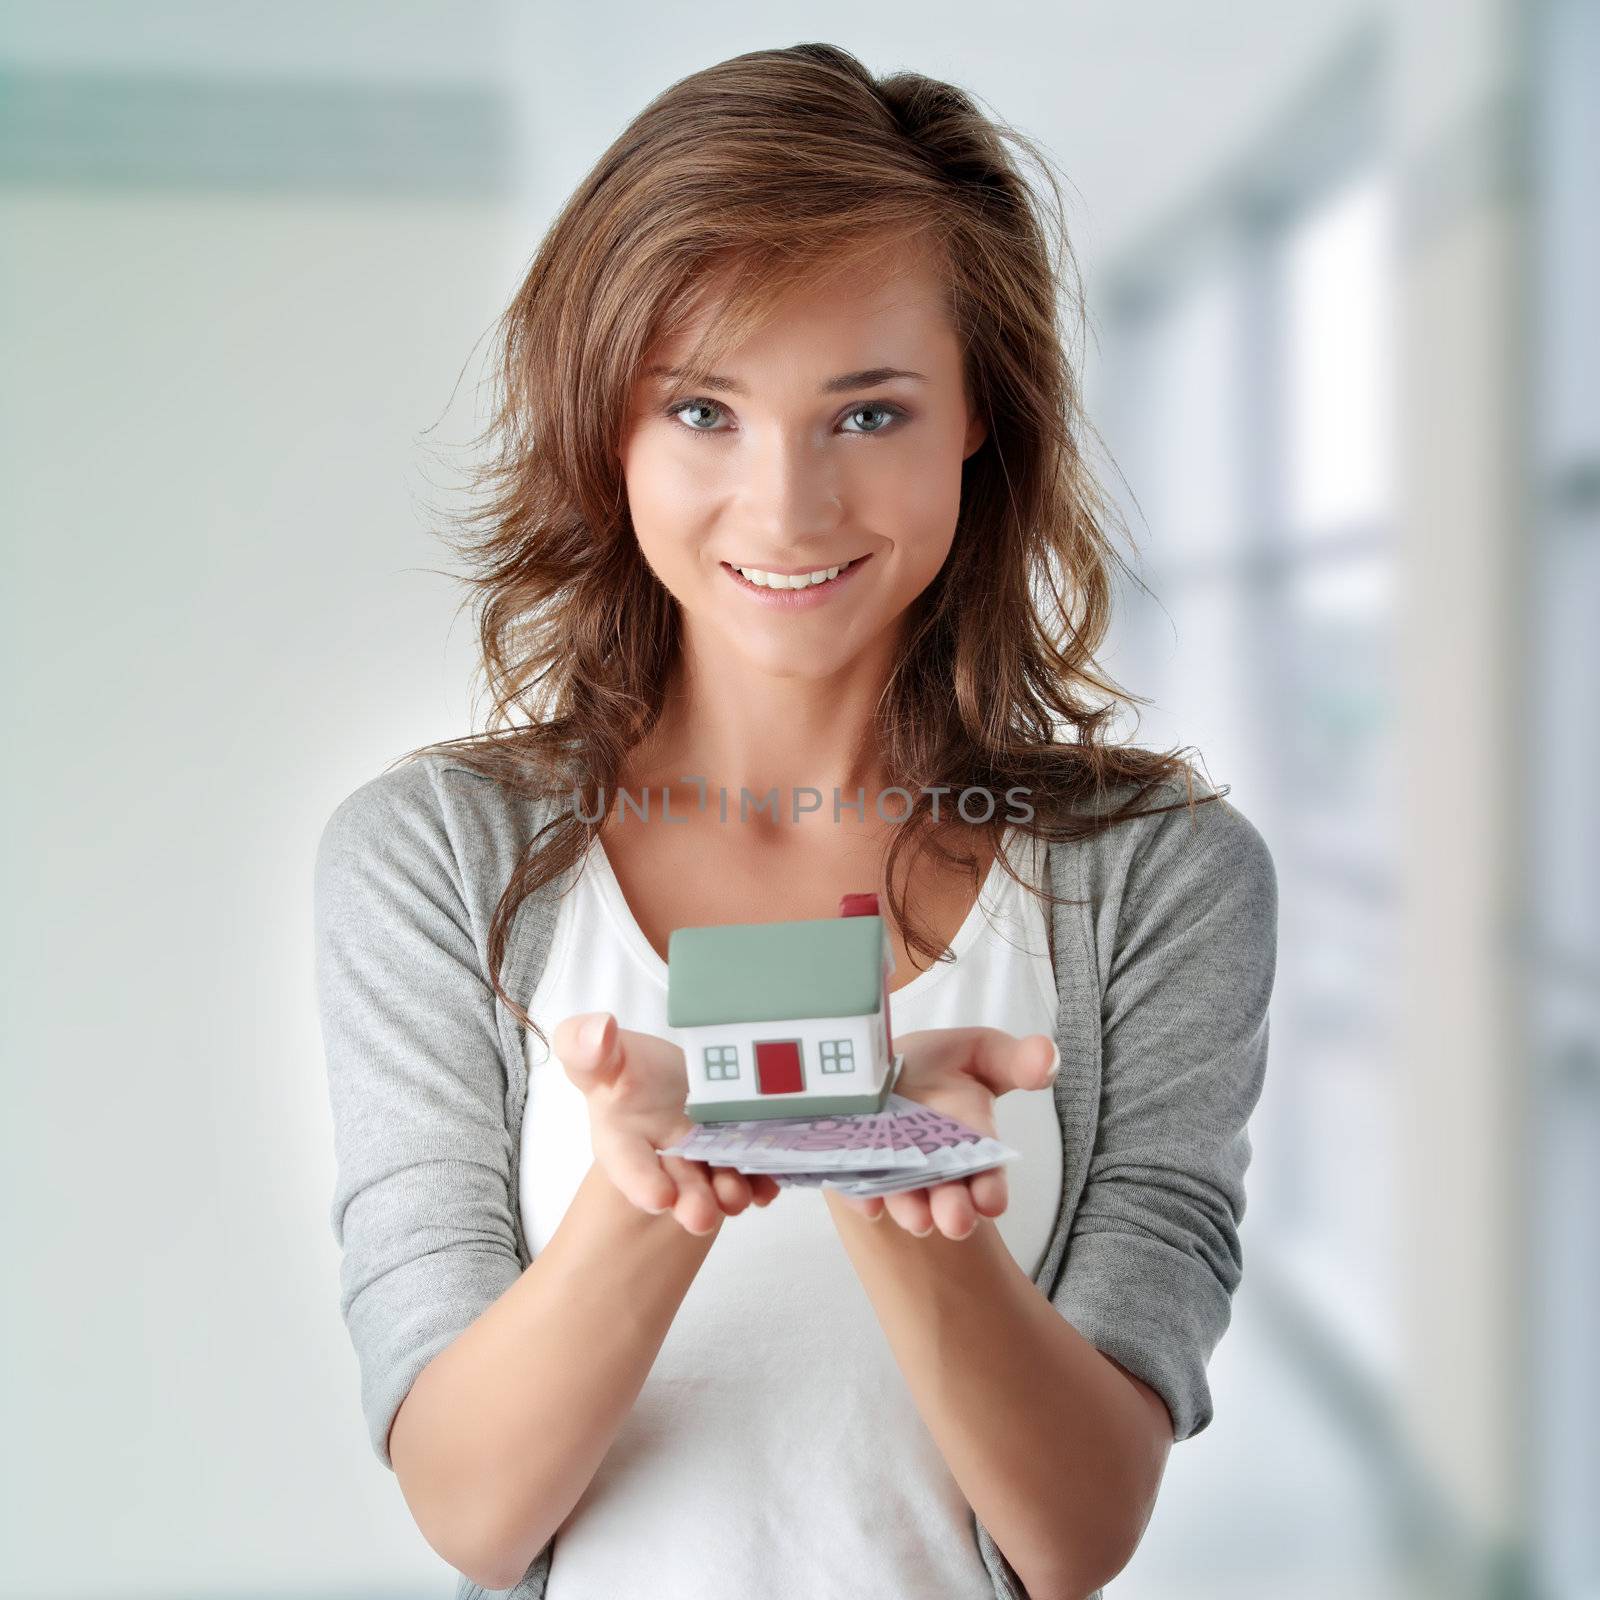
584,825,1027,1007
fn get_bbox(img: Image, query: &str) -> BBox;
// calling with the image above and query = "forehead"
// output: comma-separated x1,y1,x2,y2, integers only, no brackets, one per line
647,242,956,373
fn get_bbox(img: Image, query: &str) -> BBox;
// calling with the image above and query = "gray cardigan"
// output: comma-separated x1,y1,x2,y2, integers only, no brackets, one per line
312,753,1278,1600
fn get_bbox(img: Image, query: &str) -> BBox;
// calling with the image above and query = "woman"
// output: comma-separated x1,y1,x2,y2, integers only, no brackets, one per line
313,42,1278,1600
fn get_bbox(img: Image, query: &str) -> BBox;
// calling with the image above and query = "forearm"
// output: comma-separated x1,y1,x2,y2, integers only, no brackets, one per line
392,1160,720,1589
824,1191,1163,1600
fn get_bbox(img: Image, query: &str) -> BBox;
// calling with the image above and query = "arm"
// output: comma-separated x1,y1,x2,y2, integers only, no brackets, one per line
825,791,1278,1598
314,763,722,1591
395,1160,721,1590
822,1191,1170,1600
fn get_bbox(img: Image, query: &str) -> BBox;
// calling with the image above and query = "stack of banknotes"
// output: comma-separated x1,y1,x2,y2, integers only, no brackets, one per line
659,1088,1020,1200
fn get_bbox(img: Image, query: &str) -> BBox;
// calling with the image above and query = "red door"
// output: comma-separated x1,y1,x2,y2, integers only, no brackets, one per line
754,1039,803,1095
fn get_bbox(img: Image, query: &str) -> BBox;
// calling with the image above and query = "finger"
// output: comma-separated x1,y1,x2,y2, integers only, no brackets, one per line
748,1174,782,1207
836,1191,885,1220
900,1027,1059,1099
967,1165,1010,1219
612,1023,690,1089
883,1186,936,1236
553,1011,621,1092
927,1179,980,1241
1025,1034,1061,1091
708,1166,752,1216
662,1155,721,1236
967,1029,1059,1096
594,1125,678,1216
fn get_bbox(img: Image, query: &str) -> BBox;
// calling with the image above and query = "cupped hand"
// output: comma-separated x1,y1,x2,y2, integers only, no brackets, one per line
552,1011,782,1235
831,1026,1059,1241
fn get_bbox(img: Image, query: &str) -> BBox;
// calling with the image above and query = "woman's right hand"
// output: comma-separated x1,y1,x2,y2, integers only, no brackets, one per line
552,1010,781,1235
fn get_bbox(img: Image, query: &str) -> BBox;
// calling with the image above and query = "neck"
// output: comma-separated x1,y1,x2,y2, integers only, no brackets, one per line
621,635,903,826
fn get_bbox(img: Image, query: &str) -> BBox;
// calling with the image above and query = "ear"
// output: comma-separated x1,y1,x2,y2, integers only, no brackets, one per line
962,406,988,460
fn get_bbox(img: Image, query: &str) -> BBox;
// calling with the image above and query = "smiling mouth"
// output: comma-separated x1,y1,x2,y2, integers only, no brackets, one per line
721,554,870,590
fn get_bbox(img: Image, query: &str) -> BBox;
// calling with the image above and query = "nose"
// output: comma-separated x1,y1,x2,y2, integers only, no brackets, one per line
734,426,846,546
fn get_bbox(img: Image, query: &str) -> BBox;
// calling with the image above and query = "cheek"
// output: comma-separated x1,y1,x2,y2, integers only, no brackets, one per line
621,438,710,558
854,434,965,563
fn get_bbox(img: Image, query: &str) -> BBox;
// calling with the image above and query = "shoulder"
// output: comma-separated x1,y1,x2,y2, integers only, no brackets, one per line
321,750,562,836
1050,773,1278,980
1127,777,1275,909
1063,772,1274,893
316,753,463,871
315,752,567,906
317,753,442,846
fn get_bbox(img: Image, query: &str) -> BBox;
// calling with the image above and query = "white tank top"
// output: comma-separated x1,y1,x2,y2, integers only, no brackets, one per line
519,825,1062,1600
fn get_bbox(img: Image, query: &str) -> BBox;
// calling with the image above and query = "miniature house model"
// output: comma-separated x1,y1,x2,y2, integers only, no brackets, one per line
668,892,904,1124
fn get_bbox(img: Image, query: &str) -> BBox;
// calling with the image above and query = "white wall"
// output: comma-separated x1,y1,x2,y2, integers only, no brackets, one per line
13,4,1485,1597
2,180,527,1600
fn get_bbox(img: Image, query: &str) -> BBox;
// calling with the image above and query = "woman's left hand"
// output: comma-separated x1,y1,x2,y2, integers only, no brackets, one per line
830,1026,1059,1240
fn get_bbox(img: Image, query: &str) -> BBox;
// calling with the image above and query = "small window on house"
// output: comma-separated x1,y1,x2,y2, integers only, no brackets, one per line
704,1044,739,1081
819,1039,854,1074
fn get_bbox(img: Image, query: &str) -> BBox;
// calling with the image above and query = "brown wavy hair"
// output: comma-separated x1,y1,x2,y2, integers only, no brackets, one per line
401,41,1224,1043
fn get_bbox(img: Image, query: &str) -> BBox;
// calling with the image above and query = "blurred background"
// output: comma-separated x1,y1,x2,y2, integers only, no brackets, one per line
2,2,1594,1597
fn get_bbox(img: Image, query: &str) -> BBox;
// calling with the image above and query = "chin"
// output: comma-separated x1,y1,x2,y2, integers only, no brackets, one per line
725,639,853,681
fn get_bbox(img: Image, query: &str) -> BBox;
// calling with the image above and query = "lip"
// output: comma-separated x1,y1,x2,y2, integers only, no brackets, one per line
721,554,871,609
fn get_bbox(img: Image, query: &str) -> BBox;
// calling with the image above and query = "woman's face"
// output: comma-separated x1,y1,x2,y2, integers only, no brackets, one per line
618,248,987,682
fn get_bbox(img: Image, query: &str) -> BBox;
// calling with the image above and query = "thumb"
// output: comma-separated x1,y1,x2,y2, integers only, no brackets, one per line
1036,1035,1061,1088
556,1011,618,1088
1008,1032,1059,1092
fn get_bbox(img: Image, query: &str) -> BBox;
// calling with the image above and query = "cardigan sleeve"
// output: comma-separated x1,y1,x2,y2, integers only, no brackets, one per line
312,760,525,1469
1052,793,1279,1442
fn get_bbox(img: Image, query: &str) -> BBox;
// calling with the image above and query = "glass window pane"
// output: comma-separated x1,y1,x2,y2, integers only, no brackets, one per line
1535,0,1600,470
1532,513,1600,965
1121,573,1273,804
1115,265,1246,558
1278,169,1396,541
1281,551,1401,879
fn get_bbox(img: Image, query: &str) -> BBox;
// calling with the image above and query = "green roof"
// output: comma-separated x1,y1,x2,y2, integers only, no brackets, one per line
667,914,884,1027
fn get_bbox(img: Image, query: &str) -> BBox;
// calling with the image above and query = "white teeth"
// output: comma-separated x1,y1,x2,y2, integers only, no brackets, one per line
735,562,846,588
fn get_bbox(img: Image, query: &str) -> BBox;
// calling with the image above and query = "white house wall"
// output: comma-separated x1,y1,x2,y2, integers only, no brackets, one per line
675,1014,883,1109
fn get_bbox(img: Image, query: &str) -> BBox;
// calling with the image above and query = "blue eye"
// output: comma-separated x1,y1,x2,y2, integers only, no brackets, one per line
667,399,726,433
840,403,904,434
663,398,909,439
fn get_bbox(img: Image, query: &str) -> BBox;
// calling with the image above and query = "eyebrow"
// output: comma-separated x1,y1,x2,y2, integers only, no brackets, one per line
642,363,928,396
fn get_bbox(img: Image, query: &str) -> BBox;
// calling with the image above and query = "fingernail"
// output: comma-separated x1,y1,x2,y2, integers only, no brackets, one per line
582,1013,606,1051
